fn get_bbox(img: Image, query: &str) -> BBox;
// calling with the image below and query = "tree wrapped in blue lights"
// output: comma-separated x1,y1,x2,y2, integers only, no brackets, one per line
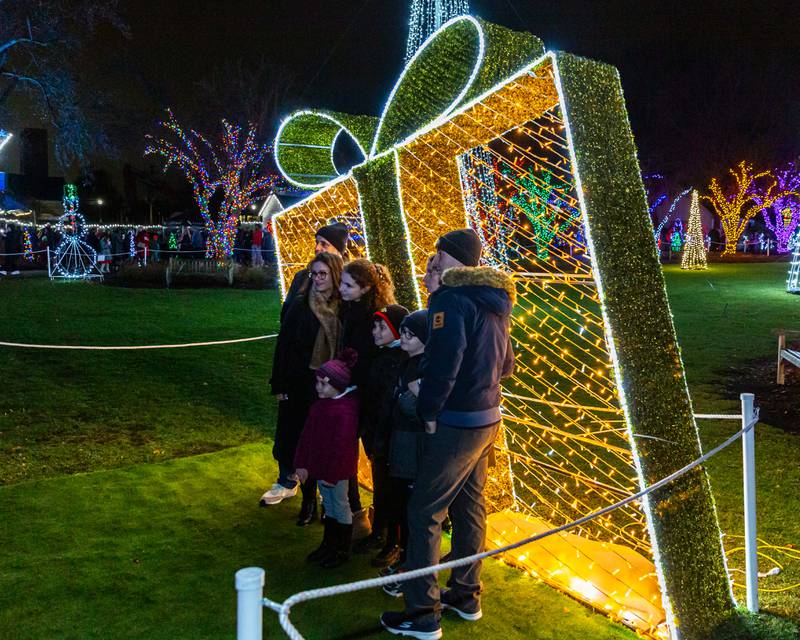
145,110,278,260
459,148,513,268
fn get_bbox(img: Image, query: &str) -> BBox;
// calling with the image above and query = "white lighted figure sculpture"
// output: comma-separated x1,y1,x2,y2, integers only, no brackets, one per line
52,184,101,279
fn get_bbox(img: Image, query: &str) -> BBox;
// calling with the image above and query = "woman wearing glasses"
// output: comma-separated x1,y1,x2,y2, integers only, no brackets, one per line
260,252,345,523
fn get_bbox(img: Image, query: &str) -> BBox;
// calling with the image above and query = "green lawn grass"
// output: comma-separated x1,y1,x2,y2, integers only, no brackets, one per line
0,444,635,640
0,265,798,639
662,264,800,622
0,279,280,484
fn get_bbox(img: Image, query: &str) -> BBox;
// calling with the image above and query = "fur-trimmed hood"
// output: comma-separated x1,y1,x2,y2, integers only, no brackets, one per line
440,266,516,314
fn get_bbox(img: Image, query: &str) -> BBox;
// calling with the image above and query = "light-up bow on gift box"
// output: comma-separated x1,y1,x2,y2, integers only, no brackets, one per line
271,15,736,640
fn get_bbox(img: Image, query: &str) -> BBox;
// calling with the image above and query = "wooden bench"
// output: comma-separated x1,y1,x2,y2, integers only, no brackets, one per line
777,332,800,384
166,257,235,287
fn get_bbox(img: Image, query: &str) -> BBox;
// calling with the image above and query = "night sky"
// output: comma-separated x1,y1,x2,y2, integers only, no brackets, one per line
33,1,800,201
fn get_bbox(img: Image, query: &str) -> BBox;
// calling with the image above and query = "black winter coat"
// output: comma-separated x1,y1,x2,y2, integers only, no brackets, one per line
418,266,515,428
281,269,308,322
362,344,407,459
389,354,425,479
270,290,321,395
339,298,376,390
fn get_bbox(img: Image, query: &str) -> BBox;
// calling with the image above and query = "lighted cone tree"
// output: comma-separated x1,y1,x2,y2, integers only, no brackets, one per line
704,161,791,256
681,190,707,270
145,110,278,260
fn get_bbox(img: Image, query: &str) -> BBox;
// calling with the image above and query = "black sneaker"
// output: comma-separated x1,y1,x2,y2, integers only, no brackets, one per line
382,575,405,597
379,559,403,577
380,611,442,640
440,589,482,621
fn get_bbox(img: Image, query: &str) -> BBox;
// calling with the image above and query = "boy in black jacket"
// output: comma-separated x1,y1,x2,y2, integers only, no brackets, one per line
354,304,409,563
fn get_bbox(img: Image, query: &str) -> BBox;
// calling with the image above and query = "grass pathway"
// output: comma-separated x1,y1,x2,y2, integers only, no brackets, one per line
0,444,635,640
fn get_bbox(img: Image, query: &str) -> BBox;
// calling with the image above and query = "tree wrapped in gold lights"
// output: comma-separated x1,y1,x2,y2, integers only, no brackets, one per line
680,190,707,270
704,161,790,256
271,16,737,639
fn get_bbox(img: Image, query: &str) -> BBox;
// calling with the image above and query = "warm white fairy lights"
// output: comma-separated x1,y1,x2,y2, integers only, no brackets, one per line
681,190,708,270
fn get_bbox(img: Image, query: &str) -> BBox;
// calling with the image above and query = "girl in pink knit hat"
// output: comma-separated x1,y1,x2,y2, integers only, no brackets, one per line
292,348,360,569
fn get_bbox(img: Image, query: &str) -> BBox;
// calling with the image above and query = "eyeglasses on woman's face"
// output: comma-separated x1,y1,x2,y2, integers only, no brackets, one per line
309,270,329,281
400,328,416,339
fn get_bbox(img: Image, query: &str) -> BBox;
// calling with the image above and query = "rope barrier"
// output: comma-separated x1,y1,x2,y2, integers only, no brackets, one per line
0,248,48,256
260,411,758,640
0,334,277,350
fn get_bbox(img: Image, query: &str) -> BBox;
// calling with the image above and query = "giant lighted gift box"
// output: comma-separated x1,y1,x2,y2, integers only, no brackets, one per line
271,16,734,639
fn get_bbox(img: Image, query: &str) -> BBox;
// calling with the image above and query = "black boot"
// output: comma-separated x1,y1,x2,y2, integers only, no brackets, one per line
322,522,353,569
296,500,317,526
307,519,335,563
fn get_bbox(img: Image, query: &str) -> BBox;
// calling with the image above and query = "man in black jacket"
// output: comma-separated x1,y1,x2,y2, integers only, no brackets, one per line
381,228,515,640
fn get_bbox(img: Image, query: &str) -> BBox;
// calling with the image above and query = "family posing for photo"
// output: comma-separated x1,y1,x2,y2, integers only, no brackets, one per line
261,222,515,640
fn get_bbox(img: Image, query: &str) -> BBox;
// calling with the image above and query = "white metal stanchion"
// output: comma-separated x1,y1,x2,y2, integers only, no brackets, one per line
236,567,265,640
741,393,758,612
47,246,52,278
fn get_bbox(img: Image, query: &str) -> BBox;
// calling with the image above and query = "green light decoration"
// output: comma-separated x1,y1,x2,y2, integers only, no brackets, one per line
168,231,178,251
503,164,579,260
670,228,682,252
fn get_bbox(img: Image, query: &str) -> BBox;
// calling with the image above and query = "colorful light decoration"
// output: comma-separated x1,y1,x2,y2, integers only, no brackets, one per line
756,163,800,254
168,231,178,250
271,15,735,637
503,164,580,260
705,161,793,256
129,230,136,259
458,147,513,268
650,188,692,247
52,185,99,279
681,190,707,270
405,0,469,62
669,219,683,252
788,227,800,294
145,110,279,260
22,228,34,262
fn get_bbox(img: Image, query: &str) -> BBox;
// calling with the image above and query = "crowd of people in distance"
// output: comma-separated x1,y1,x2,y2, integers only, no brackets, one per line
0,220,274,274
261,221,516,639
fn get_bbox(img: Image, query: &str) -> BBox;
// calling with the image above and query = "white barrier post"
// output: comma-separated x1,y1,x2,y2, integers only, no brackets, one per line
741,393,758,612
47,246,52,278
236,567,264,640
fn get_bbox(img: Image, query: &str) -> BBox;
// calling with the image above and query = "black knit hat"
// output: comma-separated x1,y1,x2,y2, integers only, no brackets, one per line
374,304,410,340
400,309,429,343
436,228,482,267
316,222,349,255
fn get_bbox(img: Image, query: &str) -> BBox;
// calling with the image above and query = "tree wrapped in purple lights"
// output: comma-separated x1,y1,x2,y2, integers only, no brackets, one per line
145,109,278,260
755,162,800,254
